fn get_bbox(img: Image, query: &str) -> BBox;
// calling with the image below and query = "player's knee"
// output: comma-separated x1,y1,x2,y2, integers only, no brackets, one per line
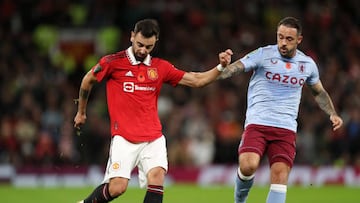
239,156,259,176
239,158,259,176
108,178,128,197
239,152,260,176
239,164,257,176
147,167,166,185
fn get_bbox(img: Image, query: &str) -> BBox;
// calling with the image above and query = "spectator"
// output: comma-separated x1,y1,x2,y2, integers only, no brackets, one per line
0,0,359,168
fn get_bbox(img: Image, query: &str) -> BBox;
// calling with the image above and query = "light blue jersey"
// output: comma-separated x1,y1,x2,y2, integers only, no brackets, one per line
240,45,319,132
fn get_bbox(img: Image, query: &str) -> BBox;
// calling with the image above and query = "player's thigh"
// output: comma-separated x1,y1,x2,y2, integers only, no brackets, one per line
238,124,267,160
104,136,144,182
238,124,268,174
138,135,168,187
267,128,296,168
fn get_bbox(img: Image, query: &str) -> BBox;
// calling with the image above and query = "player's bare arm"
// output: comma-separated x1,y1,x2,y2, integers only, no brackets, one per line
178,69,218,88
74,70,98,128
217,60,245,80
178,49,233,87
309,81,343,131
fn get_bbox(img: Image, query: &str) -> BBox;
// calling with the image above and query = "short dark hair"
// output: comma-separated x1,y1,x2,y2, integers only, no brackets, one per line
277,17,302,35
134,19,160,39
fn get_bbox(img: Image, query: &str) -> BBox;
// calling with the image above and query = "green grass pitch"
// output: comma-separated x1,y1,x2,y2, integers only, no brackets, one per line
1,184,359,203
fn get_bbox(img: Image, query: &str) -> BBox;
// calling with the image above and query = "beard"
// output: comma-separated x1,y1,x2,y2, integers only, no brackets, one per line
135,52,147,62
278,46,294,58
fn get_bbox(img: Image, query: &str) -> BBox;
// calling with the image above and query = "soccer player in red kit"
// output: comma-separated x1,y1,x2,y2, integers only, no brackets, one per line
74,19,232,203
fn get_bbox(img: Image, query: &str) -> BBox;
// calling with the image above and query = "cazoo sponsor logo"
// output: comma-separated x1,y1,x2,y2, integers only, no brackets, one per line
123,82,156,93
265,71,305,87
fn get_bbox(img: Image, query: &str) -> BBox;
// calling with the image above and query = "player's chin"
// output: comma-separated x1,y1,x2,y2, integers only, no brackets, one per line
280,50,291,58
135,54,146,61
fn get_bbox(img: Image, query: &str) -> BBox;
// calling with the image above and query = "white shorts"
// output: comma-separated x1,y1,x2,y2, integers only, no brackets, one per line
102,135,168,188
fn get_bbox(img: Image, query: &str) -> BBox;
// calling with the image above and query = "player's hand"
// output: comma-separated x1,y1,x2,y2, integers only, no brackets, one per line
219,49,233,67
74,112,86,130
330,114,343,131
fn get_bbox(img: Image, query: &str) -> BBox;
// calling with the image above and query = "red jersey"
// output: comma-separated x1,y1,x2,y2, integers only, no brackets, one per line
91,47,185,142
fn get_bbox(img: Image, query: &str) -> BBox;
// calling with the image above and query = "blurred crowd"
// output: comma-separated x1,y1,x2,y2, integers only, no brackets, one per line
0,0,359,169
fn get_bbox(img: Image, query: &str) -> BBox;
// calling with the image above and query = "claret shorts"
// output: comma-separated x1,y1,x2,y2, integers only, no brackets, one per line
239,124,296,167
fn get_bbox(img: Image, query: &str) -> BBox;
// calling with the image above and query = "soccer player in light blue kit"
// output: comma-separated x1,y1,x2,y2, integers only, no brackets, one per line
218,17,343,203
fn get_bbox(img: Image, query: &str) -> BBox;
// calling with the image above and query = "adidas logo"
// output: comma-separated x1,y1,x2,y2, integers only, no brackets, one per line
125,71,134,77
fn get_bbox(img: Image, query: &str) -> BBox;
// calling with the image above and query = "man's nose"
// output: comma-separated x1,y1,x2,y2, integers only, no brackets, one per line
139,47,147,54
279,38,287,45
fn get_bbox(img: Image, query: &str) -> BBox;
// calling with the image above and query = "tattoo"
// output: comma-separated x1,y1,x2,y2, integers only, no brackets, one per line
314,90,337,116
217,61,245,80
79,88,90,100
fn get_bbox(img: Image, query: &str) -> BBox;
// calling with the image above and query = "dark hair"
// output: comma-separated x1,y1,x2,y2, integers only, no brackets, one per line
134,19,160,39
277,17,302,35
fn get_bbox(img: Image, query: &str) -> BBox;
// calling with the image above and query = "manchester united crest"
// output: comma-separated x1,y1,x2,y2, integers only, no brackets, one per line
147,68,158,80
111,162,120,171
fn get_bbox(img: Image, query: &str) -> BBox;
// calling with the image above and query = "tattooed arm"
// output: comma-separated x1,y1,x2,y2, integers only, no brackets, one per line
309,81,343,131
217,60,245,80
74,70,98,129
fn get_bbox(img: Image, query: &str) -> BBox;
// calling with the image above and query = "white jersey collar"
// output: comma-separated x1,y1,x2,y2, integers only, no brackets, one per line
126,47,151,66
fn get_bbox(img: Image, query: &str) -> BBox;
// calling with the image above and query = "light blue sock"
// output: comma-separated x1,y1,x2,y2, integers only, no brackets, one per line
234,168,254,203
266,184,287,203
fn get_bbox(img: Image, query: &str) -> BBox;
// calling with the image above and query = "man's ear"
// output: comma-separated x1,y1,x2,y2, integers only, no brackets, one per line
297,35,303,45
130,31,135,43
